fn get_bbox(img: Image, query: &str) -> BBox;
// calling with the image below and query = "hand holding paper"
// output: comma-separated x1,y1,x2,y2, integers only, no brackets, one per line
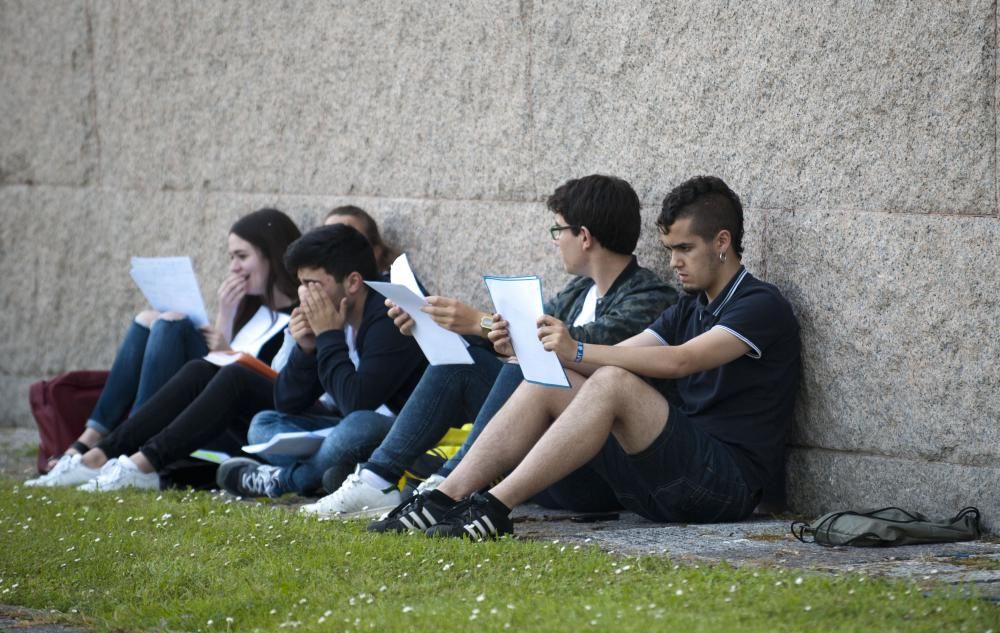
385,299,416,336
421,296,484,337
483,276,570,388
366,281,474,365
487,313,514,357
536,315,577,363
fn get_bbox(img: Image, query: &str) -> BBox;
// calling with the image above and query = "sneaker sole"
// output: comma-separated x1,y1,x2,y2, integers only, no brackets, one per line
77,479,159,492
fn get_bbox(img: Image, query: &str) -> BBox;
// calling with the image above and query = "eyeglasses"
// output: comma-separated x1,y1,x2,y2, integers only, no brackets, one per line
549,224,581,241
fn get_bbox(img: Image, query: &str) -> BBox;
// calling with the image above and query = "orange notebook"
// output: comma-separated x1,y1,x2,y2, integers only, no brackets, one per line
203,351,278,380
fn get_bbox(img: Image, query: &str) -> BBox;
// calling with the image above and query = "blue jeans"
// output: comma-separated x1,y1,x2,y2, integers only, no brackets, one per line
249,409,395,495
438,361,525,476
363,345,503,481
88,319,209,434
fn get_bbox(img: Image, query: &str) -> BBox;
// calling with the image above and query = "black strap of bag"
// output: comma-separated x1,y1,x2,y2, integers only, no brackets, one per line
791,506,981,547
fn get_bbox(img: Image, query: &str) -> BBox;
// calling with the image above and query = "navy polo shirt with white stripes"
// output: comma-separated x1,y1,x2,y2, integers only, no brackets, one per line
645,266,801,493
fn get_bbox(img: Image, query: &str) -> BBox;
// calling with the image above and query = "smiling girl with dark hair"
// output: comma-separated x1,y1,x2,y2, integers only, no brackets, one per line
28,208,301,487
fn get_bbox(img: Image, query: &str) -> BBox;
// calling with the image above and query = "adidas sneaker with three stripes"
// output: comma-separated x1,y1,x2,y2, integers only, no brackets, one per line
367,490,457,533
424,492,513,541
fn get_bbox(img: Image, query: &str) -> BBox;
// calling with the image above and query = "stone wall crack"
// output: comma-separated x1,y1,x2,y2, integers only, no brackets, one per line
84,0,102,187
521,0,537,196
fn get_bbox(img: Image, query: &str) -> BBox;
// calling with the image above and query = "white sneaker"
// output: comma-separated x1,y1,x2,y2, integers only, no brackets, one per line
24,454,100,488
415,473,446,495
301,472,401,517
77,456,160,492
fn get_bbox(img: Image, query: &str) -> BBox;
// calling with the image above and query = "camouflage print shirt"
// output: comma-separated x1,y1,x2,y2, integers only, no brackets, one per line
543,256,678,345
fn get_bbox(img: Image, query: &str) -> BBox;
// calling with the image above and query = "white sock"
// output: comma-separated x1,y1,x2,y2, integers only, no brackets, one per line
359,468,394,491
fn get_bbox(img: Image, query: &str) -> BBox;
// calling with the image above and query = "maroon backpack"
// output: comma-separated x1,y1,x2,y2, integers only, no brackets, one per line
28,371,109,474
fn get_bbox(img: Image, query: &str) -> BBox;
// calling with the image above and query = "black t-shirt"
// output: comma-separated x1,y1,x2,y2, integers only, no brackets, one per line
645,267,801,492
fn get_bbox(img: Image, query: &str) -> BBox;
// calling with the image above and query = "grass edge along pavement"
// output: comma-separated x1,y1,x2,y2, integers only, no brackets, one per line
0,482,996,632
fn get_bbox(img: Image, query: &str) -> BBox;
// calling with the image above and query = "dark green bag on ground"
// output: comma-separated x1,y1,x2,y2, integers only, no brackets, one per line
790,506,981,547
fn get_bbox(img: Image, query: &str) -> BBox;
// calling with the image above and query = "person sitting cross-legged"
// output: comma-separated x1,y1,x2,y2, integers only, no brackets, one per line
216,224,427,501
370,175,801,539
318,174,677,517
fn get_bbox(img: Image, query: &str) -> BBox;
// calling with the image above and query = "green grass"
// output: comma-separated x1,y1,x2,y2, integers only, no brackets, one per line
0,482,996,632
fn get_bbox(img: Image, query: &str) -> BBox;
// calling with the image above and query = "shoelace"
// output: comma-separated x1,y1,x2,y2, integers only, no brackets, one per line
459,495,498,540
240,467,275,496
391,495,441,531
319,474,363,510
95,459,125,486
43,455,76,479
336,474,363,498
382,494,419,520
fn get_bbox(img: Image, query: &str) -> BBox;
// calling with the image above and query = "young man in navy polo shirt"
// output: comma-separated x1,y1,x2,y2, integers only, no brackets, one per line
403,175,801,539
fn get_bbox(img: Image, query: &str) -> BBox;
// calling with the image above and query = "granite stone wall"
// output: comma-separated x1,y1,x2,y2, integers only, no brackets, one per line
2,1,997,529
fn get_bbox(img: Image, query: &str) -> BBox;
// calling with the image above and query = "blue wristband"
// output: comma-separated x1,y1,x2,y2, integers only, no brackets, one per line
574,341,584,363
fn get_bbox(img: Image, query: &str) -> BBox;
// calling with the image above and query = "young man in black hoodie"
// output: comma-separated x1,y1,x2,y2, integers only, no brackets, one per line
217,224,427,502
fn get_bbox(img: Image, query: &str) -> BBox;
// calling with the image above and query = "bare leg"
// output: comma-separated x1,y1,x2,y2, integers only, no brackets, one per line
78,428,104,448
437,369,587,500
81,447,109,469
134,310,161,328
490,366,669,508
60,428,105,460
130,452,156,474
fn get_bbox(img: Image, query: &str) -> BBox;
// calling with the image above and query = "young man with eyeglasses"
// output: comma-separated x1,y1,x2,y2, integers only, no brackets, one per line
311,174,678,517
413,176,801,540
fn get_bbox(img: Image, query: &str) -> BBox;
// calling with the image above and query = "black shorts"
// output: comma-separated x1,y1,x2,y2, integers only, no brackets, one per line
545,408,760,523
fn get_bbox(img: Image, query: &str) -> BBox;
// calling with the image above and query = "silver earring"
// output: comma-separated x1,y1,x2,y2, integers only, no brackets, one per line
719,251,727,263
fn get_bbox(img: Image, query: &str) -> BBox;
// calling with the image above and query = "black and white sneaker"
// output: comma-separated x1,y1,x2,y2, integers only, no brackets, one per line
367,490,458,533
424,492,514,541
216,457,282,498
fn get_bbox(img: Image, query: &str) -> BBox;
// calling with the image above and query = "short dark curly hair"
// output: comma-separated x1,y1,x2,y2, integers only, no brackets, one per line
656,176,744,257
546,174,641,255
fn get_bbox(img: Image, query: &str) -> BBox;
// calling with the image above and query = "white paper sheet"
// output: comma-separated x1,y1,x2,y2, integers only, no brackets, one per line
483,275,570,388
365,281,474,365
129,256,210,327
390,253,425,298
242,427,336,458
229,306,291,356
390,253,470,351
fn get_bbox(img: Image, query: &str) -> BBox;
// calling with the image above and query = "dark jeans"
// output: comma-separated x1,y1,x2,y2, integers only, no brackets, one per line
363,345,504,481
88,319,209,434
96,360,274,471
438,361,525,476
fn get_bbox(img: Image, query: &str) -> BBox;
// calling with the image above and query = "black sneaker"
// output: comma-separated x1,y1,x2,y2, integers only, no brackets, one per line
367,490,458,533
424,492,514,540
216,457,282,498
